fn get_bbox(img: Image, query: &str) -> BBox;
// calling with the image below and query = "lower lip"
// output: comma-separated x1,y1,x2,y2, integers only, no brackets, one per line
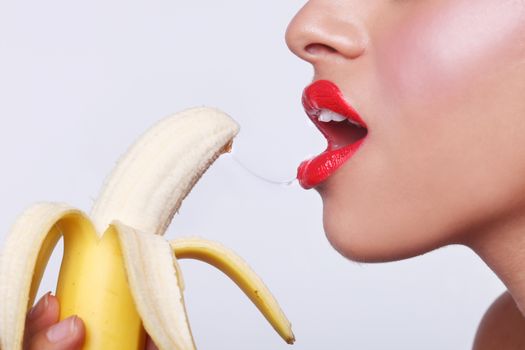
297,139,365,189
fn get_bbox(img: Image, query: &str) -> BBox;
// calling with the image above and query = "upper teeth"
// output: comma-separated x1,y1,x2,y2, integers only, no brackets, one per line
318,109,346,122
317,109,362,127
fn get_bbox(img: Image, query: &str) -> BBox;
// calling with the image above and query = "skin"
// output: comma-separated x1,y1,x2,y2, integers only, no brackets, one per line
286,0,525,348
24,293,85,350
23,293,158,350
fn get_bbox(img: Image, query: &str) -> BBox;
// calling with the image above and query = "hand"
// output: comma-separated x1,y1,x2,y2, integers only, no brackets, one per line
24,293,158,350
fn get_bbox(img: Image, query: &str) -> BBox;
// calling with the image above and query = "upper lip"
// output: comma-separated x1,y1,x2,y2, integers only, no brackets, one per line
302,80,368,151
302,80,367,128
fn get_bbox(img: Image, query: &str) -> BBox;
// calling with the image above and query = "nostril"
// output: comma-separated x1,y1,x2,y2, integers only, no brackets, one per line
305,43,337,56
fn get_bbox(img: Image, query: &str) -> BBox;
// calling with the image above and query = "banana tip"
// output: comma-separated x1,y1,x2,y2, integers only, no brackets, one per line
221,140,234,154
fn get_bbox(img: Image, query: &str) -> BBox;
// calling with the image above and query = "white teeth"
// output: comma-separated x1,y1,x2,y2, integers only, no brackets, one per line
317,109,364,128
318,109,346,122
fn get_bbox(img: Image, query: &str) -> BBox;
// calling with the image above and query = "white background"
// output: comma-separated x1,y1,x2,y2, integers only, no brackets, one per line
0,1,505,349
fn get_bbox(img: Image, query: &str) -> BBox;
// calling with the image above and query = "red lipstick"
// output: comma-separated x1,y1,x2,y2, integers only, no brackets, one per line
297,80,368,189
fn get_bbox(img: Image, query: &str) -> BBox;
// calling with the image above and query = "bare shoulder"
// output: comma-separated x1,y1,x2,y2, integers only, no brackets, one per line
472,291,525,350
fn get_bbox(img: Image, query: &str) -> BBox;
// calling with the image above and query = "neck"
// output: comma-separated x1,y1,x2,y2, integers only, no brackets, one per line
466,212,525,315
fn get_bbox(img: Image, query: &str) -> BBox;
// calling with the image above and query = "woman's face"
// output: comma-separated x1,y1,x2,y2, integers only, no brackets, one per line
286,0,525,262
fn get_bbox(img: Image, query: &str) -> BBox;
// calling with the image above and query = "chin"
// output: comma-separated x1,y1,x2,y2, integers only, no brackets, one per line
322,215,394,263
320,194,442,264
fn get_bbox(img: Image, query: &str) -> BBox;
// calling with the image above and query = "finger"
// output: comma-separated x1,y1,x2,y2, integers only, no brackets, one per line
25,315,85,350
25,292,60,342
145,335,159,350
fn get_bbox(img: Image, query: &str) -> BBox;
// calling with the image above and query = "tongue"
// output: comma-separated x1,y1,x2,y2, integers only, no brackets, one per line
319,121,368,150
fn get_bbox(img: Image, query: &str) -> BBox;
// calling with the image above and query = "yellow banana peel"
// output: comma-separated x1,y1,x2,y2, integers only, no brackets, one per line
0,107,295,350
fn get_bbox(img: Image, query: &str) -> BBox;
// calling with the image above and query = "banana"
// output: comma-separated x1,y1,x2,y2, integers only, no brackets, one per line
0,107,295,350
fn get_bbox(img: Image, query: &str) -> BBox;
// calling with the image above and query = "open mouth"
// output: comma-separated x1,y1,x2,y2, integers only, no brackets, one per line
297,80,369,189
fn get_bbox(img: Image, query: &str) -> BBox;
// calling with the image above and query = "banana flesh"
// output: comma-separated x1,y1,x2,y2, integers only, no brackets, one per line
90,107,238,236
0,107,294,350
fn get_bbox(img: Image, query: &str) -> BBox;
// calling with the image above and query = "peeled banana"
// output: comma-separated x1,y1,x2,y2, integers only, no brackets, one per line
0,107,295,350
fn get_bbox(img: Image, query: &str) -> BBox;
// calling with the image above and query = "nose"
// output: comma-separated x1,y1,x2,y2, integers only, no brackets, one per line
285,1,368,64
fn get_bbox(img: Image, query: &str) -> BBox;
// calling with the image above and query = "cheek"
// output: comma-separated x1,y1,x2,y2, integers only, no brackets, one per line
377,0,525,104
321,0,525,262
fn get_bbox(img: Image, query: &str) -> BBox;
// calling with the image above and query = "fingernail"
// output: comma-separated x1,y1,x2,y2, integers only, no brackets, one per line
46,316,77,343
28,292,51,320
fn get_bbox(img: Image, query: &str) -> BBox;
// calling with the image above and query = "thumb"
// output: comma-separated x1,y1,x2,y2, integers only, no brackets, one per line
24,315,85,350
